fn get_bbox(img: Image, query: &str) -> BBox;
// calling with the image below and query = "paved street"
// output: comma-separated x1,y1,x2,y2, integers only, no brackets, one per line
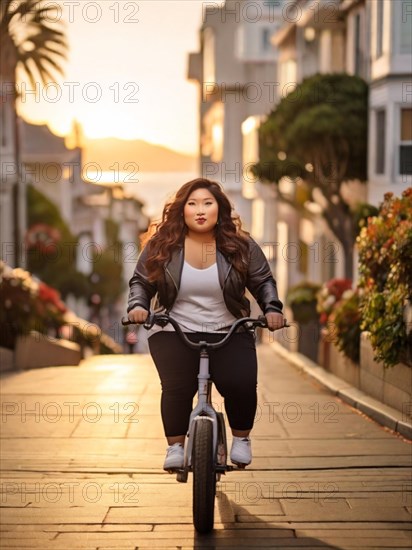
0,342,411,549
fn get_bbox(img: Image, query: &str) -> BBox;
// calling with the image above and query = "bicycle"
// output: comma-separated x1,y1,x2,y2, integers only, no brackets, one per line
122,312,287,534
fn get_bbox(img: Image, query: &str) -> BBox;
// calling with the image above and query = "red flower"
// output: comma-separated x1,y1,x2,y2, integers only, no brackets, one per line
26,224,61,254
38,282,67,313
317,278,353,325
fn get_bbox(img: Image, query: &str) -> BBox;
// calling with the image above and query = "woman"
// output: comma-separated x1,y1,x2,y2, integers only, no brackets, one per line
127,178,284,470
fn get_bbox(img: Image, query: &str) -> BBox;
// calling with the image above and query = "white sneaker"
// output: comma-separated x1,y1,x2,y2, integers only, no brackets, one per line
230,436,252,466
163,443,184,470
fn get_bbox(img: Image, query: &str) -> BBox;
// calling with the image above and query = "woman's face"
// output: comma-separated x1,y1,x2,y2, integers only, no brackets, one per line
183,187,219,235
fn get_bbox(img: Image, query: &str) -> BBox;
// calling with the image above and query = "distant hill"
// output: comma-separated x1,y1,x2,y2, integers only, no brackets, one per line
83,137,198,173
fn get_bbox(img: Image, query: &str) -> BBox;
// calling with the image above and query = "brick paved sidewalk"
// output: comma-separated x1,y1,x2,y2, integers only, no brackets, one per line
0,343,411,549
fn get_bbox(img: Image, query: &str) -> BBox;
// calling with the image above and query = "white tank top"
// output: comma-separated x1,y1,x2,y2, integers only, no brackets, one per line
147,261,237,337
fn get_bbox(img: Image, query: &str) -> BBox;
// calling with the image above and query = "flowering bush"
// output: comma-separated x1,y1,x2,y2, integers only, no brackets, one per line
26,223,61,254
352,202,379,237
0,263,40,347
317,278,353,325
357,188,412,367
0,262,67,347
0,261,121,355
327,289,362,363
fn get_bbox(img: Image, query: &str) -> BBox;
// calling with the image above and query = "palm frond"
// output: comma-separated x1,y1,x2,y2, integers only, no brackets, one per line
1,0,37,28
20,50,63,84
33,5,62,20
33,51,64,77
0,1,18,33
21,55,59,87
34,58,60,85
2,0,68,86
34,44,68,61
19,57,37,89
29,32,68,55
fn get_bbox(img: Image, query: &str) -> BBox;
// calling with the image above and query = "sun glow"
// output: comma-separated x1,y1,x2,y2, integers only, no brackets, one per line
16,1,204,156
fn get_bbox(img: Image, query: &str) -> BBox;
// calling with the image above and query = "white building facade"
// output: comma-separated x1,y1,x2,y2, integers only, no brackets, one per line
268,0,411,291
366,0,412,204
188,0,284,231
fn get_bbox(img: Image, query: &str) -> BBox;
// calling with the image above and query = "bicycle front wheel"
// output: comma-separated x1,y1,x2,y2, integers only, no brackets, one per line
192,418,216,534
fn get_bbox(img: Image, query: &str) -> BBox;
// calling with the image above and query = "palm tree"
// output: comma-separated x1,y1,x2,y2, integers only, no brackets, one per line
0,0,68,266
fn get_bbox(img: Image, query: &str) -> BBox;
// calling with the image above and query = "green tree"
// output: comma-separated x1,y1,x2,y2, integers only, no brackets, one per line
89,219,124,307
91,249,124,308
27,185,90,298
1,0,68,265
252,73,368,278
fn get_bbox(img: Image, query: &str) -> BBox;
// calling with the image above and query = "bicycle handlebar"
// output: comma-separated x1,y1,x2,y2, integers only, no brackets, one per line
122,313,289,350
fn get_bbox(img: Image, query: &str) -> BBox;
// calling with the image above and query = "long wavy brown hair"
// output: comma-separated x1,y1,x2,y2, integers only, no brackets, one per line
141,178,250,282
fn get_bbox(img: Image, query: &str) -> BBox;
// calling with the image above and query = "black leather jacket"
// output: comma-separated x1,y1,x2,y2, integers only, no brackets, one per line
127,237,283,318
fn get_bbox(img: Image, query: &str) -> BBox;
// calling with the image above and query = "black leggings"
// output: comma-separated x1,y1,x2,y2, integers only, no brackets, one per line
148,331,258,437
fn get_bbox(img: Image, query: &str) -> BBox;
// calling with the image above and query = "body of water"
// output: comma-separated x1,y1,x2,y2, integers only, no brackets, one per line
126,172,199,218
91,171,199,219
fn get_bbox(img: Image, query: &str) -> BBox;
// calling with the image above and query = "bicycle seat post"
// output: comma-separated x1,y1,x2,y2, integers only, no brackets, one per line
197,343,211,411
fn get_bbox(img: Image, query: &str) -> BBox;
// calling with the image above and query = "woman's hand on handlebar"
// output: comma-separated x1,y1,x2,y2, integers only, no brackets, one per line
265,311,285,331
128,306,149,324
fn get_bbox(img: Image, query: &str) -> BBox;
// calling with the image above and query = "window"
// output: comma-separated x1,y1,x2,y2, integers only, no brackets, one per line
375,110,386,174
262,28,271,52
400,108,412,175
376,0,384,58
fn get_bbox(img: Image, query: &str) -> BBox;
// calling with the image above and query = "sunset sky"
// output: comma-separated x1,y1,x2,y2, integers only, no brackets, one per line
18,1,225,156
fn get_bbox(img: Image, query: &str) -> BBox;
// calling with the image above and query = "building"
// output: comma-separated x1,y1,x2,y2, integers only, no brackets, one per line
19,120,100,233
267,0,411,289
15,120,148,325
364,0,412,204
80,183,148,331
274,0,346,92
188,0,284,230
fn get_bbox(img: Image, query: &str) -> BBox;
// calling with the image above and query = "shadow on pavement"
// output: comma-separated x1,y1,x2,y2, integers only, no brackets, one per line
191,491,342,548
